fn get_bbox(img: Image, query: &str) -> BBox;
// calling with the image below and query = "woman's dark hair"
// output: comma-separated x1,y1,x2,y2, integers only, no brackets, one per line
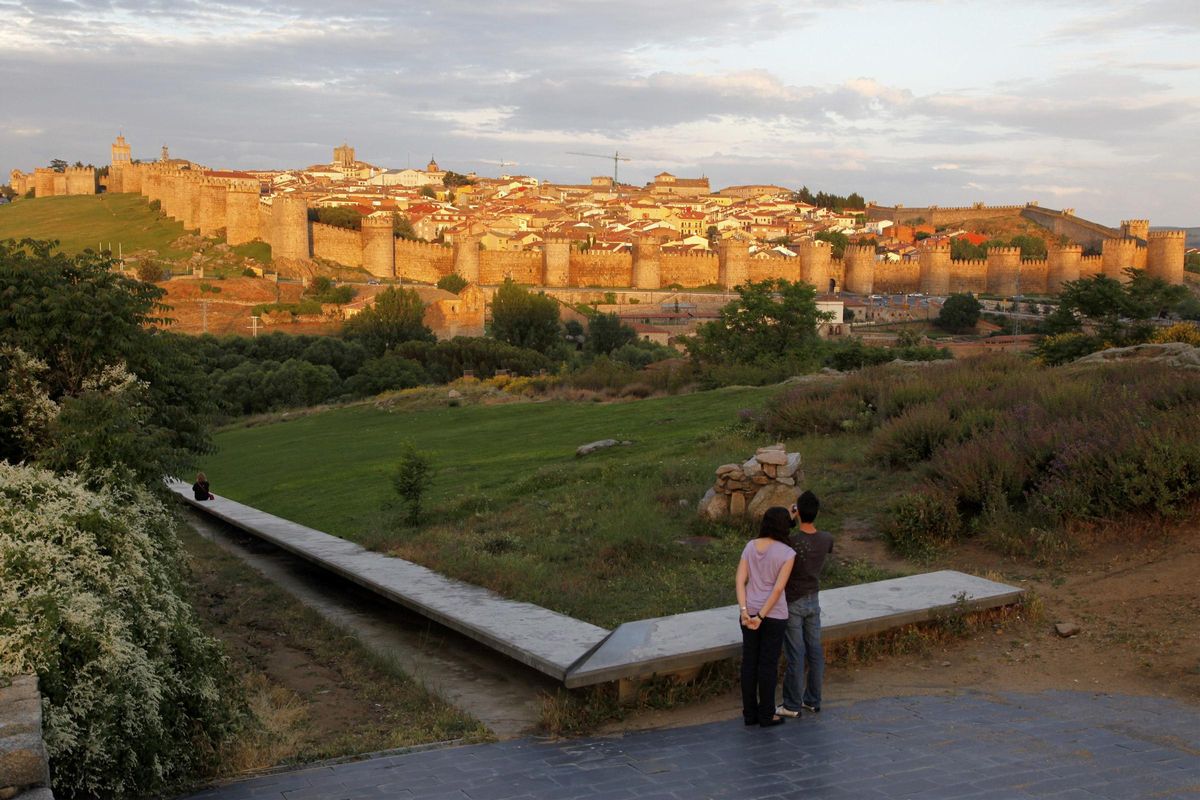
760,506,793,542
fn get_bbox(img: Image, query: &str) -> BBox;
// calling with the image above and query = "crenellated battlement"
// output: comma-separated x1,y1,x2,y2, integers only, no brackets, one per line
395,239,454,254
661,250,717,260
986,246,1022,256
1148,229,1186,240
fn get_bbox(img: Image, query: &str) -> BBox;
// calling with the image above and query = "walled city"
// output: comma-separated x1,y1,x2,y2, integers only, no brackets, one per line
8,136,1188,299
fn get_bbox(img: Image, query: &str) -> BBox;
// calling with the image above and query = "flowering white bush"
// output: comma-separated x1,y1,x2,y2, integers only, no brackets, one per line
0,463,240,799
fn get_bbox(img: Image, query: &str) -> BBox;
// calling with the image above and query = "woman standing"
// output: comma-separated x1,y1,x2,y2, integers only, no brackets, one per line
735,506,795,727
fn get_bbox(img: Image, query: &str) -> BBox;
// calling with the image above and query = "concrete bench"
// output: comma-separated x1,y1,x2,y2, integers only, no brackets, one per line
171,484,1024,690
169,482,609,681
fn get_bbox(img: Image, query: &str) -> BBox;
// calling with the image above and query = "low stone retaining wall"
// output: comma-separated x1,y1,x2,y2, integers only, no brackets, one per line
0,675,53,799
698,444,803,521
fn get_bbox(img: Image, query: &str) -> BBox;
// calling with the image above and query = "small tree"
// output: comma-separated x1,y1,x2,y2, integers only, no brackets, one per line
393,213,419,240
392,443,435,525
936,293,982,334
490,279,562,354
586,312,636,355
343,286,435,356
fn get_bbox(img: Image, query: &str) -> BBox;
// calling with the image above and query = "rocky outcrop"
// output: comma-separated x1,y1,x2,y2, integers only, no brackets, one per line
0,675,54,799
1073,342,1200,369
699,444,803,522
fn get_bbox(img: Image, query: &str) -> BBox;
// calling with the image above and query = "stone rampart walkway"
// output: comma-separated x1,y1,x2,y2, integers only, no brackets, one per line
180,691,1200,799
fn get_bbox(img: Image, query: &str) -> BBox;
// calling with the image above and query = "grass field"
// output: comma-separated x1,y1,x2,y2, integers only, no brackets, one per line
0,194,190,258
202,388,906,627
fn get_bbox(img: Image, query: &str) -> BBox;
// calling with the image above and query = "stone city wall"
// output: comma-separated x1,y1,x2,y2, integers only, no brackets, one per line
661,251,719,287
311,222,363,268
569,251,634,287
479,249,542,285
395,239,454,283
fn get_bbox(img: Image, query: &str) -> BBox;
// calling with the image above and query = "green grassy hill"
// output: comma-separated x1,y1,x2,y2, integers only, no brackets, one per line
201,388,898,627
0,194,190,258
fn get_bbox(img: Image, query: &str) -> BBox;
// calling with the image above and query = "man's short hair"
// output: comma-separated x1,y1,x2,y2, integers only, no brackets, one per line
796,490,820,523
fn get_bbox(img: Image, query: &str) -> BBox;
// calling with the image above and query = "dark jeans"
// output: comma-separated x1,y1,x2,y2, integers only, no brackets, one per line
740,616,787,724
782,594,824,711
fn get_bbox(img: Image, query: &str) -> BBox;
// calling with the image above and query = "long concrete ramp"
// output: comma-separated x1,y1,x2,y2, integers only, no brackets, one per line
169,483,1024,688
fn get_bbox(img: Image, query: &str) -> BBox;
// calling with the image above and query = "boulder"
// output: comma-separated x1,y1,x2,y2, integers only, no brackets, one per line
747,483,798,521
1073,342,1200,370
741,458,763,477
777,453,802,478
698,488,729,520
1054,622,1081,638
715,463,740,476
755,449,788,466
576,439,620,457
762,463,777,478
730,493,748,516
777,476,795,486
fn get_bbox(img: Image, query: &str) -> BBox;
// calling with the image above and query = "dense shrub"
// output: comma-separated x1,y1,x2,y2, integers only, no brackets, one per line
344,354,428,396
395,337,553,383
869,404,954,466
885,486,962,559
763,354,1200,554
0,464,240,799
436,273,469,294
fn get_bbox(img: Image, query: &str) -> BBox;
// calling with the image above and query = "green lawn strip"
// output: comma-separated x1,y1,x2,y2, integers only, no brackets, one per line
0,194,191,258
203,389,908,627
179,521,488,777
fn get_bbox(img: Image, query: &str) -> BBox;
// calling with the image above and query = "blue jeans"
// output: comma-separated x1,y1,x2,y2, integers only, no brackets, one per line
782,594,824,711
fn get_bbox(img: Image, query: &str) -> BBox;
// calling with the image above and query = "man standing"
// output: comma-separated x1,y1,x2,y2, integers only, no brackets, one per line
777,490,834,718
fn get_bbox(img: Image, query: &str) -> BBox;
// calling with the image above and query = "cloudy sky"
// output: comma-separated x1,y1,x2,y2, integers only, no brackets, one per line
2,0,1197,224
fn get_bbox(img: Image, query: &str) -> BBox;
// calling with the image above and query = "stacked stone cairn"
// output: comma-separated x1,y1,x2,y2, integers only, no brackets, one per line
698,444,803,521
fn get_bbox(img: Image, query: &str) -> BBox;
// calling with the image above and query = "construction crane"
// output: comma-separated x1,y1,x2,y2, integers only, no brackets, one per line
567,150,632,189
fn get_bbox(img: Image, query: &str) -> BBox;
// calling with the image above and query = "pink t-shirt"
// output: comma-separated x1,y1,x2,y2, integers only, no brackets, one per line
740,539,795,620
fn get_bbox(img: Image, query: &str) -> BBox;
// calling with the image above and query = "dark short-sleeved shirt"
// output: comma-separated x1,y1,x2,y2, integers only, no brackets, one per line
784,529,834,602
192,481,211,501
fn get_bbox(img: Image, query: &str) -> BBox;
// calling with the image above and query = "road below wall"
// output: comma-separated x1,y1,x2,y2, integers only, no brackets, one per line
183,509,557,739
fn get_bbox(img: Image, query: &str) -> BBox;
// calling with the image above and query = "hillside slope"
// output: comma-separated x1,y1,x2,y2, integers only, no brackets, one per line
0,193,192,258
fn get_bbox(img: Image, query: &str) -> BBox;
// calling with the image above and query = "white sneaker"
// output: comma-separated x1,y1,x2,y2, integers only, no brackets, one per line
775,704,801,718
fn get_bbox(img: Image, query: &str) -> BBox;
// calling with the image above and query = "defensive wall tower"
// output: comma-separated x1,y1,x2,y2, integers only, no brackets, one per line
33,169,55,198
109,135,132,192
161,169,181,220
361,214,395,279
1121,219,1150,241
143,166,163,205
225,181,261,245
798,239,832,292
454,233,481,283
270,194,311,262
198,179,228,237
631,236,662,290
843,244,877,295
1146,230,1186,284
123,162,144,194
986,246,1021,296
1101,237,1139,282
182,172,204,230
542,236,571,287
918,242,952,296
718,238,750,290
1047,245,1083,293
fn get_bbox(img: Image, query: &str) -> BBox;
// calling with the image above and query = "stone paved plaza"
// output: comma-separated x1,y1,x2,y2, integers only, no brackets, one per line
182,691,1200,800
